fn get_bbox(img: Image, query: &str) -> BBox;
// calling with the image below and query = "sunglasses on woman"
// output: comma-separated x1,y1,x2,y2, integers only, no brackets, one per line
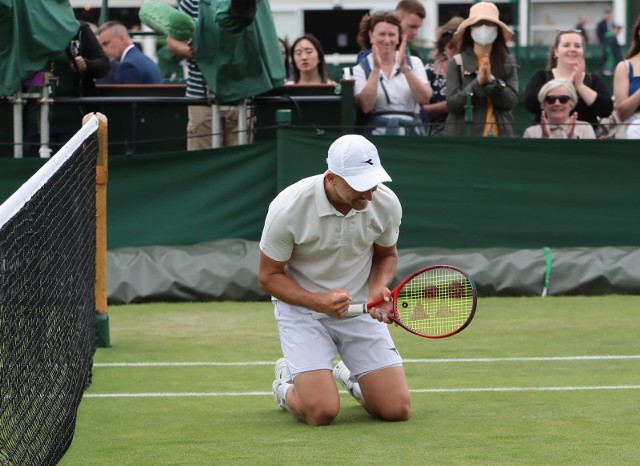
544,95,571,104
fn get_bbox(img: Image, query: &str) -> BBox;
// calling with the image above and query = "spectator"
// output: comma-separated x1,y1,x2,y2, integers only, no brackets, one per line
353,11,432,136
97,21,163,84
286,34,335,85
524,30,613,131
422,16,463,136
395,0,426,58
444,1,518,137
523,79,596,139
596,10,623,76
279,38,293,81
23,20,110,157
575,16,590,45
613,15,640,139
166,0,213,150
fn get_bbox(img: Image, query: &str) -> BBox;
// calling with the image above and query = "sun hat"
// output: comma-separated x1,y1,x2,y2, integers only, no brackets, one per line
326,135,391,192
454,1,513,43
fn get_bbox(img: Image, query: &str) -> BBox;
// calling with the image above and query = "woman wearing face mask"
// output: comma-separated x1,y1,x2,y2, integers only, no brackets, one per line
523,79,596,139
353,11,432,136
444,2,518,137
286,34,335,85
524,30,613,131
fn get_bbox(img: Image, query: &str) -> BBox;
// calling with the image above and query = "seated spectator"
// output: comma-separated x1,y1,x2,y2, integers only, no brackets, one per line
353,11,432,136
613,15,640,138
444,1,518,137
286,34,335,85
96,21,164,84
423,16,463,135
524,29,613,131
523,79,596,139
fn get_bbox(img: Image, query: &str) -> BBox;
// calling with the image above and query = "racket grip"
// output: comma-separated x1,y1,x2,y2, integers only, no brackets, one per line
346,303,368,316
311,304,368,320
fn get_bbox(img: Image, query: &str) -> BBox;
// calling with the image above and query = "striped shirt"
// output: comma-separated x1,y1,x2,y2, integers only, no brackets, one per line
179,0,207,98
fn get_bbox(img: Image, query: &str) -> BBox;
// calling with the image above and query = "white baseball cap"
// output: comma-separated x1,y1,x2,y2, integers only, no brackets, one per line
326,135,391,192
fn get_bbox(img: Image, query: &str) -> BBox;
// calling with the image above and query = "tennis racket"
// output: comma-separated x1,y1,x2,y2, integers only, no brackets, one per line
316,265,477,338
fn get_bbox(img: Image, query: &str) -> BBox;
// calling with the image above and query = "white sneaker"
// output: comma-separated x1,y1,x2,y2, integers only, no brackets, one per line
274,357,292,383
273,358,292,410
333,361,361,403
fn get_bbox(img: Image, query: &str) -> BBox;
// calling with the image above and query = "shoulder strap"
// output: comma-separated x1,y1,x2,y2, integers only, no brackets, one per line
359,58,372,79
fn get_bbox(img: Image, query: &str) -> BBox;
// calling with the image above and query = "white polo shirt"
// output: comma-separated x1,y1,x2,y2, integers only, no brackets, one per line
353,53,429,116
259,174,402,304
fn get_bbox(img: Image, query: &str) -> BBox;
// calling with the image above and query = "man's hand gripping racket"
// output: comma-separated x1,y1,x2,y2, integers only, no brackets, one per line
315,265,477,338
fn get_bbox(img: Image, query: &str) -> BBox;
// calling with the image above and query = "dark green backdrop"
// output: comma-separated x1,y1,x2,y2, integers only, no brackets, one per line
1,130,638,250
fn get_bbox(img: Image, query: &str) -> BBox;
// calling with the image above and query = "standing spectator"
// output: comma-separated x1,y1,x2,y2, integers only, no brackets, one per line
279,38,293,81
596,10,623,76
97,21,164,84
286,34,335,85
523,79,595,139
444,1,519,137
23,20,110,157
260,134,410,426
575,16,589,45
524,30,613,131
395,0,426,58
167,0,213,150
353,11,432,136
613,15,640,138
422,16,463,135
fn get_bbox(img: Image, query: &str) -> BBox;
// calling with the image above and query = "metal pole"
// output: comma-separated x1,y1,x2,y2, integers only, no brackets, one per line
238,101,247,145
12,92,24,159
39,85,52,158
212,103,221,148
100,0,108,25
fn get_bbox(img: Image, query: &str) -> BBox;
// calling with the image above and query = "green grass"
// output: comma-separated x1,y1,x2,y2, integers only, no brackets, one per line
59,297,640,465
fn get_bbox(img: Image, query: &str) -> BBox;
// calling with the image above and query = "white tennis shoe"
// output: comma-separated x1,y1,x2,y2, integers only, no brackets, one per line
273,358,292,410
333,361,362,403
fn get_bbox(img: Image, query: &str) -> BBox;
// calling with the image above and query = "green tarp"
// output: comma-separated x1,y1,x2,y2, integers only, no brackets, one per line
0,0,78,96
194,0,285,103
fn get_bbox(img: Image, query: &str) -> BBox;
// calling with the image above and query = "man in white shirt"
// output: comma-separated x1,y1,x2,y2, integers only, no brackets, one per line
259,134,410,426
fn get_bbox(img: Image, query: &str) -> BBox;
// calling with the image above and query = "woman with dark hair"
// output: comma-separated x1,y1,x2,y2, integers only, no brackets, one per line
613,15,640,138
278,37,294,82
353,11,432,136
423,16,463,135
286,34,334,85
524,30,612,130
444,2,518,137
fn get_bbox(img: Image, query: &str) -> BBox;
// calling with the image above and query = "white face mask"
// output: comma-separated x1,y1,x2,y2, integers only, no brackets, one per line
471,24,498,46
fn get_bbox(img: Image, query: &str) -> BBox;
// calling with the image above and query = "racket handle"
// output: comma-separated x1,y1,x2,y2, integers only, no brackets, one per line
347,303,368,316
312,304,367,320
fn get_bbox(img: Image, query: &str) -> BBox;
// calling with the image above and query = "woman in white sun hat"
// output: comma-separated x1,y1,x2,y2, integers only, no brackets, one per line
444,1,519,137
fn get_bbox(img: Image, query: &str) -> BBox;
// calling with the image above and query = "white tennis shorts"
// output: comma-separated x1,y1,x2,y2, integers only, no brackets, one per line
274,300,403,380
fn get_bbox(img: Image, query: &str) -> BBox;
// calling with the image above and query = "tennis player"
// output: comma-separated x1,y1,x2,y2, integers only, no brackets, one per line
258,134,410,425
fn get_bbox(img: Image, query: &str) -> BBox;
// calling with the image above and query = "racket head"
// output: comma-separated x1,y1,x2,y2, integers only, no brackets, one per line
389,265,477,338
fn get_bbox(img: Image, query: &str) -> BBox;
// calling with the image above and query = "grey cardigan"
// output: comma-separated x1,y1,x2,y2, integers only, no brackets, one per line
444,48,519,137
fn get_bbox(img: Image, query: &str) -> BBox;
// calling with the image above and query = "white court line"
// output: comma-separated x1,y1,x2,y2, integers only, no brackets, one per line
94,355,640,368
84,385,640,398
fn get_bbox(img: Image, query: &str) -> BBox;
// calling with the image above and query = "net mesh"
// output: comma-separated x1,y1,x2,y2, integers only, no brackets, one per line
0,127,98,465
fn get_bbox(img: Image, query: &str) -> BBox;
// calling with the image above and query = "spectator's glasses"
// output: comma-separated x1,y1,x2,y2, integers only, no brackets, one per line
544,95,571,104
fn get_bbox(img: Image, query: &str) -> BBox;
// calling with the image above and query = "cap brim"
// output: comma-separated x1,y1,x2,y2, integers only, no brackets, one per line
343,166,392,192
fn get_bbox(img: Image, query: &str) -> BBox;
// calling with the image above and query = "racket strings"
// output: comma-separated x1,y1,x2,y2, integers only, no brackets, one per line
395,268,474,337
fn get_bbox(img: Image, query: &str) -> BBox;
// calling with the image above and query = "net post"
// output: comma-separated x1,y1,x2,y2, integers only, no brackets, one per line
84,112,110,347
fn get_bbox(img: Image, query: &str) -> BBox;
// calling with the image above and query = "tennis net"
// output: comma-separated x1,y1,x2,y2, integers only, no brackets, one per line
0,115,103,465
